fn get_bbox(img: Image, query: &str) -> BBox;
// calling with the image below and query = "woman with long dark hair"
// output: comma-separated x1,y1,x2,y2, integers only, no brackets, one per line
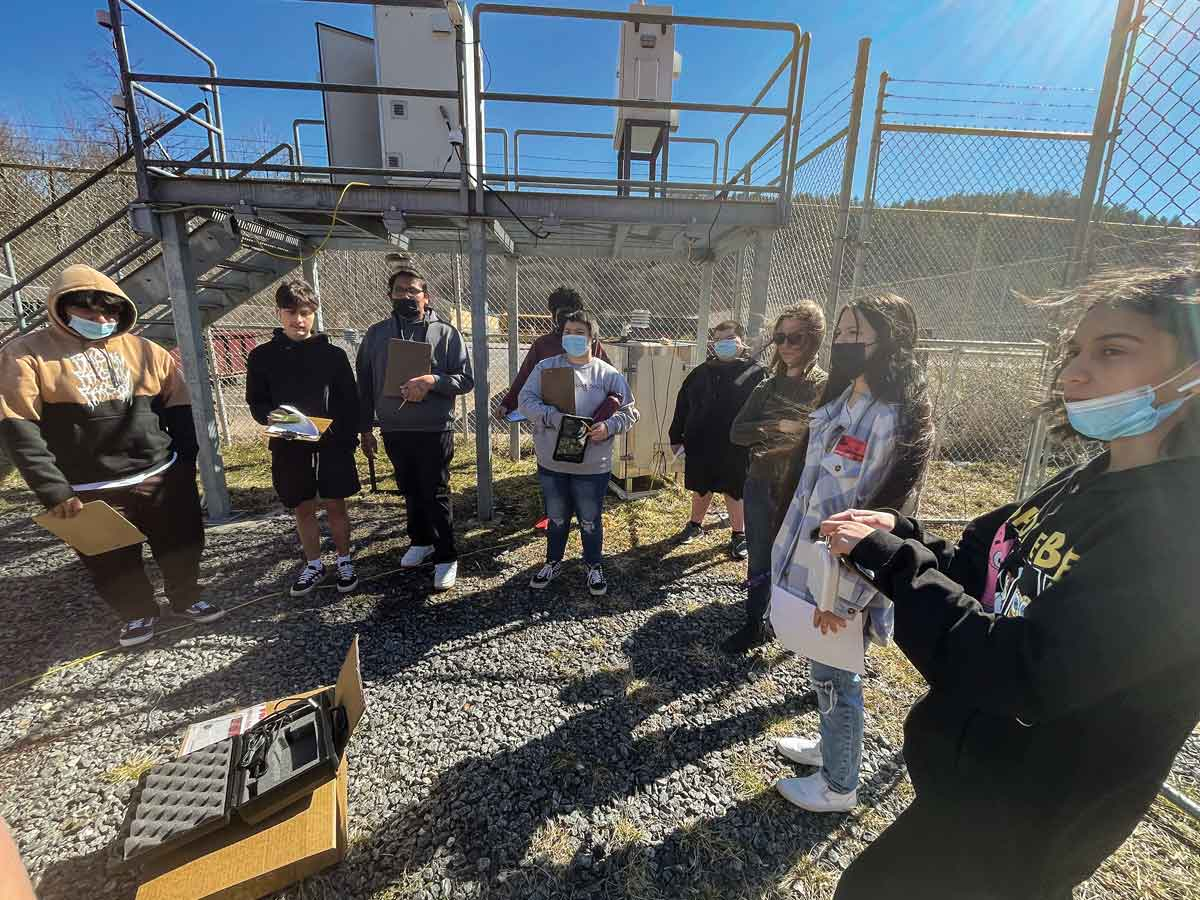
822,268,1200,898
771,293,934,812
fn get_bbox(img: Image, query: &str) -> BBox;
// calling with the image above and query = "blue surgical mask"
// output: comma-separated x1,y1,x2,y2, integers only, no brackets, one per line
69,315,118,341
562,334,590,358
713,338,739,360
1065,379,1188,441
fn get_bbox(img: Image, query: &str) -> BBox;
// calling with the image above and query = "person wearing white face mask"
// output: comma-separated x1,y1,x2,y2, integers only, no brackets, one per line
0,265,224,648
519,309,639,596
668,321,766,559
820,267,1200,900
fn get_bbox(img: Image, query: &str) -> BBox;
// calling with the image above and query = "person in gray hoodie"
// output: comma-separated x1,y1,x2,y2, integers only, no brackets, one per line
518,309,639,597
356,265,474,591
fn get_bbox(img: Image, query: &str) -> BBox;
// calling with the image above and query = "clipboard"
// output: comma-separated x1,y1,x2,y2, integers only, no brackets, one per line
384,339,433,397
265,405,333,442
34,500,146,556
769,584,865,675
541,366,576,414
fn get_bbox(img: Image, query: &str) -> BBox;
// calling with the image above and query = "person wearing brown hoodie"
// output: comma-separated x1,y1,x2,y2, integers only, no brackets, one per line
0,265,225,647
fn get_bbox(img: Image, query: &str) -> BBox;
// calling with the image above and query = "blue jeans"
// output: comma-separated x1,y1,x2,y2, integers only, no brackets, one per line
537,466,609,565
743,472,774,623
810,658,865,795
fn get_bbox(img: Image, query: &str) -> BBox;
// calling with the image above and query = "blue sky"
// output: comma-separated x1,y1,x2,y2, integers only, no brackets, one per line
0,0,1121,198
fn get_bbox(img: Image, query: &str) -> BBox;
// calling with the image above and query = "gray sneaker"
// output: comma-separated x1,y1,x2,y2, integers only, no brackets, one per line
530,562,562,590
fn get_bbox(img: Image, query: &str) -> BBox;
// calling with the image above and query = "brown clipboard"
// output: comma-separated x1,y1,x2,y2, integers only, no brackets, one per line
384,339,433,397
34,500,146,556
541,366,576,414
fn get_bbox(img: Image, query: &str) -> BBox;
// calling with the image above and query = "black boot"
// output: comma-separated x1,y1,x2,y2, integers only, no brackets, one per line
721,618,769,654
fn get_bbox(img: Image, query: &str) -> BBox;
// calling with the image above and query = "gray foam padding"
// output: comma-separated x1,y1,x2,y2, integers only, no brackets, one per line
119,737,235,863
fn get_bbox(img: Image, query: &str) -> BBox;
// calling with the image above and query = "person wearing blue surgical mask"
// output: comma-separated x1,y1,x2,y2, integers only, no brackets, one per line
820,267,1200,900
669,321,766,559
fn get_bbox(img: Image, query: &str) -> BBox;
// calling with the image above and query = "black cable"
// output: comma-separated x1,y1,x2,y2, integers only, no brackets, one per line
455,143,551,240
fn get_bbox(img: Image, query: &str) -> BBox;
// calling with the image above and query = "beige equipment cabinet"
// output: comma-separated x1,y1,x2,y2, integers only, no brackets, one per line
606,339,693,498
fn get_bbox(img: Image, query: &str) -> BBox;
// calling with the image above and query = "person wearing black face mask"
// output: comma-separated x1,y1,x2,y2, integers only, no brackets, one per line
355,266,474,592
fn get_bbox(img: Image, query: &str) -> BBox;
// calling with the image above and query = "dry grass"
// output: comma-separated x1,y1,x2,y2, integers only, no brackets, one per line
528,818,579,868
103,754,158,784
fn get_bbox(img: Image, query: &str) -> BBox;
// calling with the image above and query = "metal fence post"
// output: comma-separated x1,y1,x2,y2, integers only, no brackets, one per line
746,230,775,340
159,211,232,520
204,327,231,446
302,248,325,333
506,254,520,461
732,246,748,327
849,72,889,302
453,249,468,436
826,37,872,324
1065,0,1139,286
692,259,716,367
468,219,494,520
2,243,25,330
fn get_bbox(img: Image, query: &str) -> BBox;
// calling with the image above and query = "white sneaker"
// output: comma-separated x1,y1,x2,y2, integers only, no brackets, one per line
401,545,435,568
776,735,823,767
433,561,457,591
775,772,857,812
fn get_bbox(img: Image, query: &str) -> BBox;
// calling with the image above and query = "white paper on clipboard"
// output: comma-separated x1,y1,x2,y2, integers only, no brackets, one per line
769,584,865,675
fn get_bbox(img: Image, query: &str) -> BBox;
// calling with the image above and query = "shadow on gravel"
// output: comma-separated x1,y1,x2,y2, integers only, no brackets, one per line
342,603,854,898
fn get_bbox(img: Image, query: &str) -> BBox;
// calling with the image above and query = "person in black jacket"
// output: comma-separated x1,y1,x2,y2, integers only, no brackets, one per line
246,280,361,597
669,320,766,559
820,267,1200,900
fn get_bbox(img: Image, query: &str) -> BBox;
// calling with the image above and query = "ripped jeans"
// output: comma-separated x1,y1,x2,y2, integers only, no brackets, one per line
810,658,866,795
537,466,610,565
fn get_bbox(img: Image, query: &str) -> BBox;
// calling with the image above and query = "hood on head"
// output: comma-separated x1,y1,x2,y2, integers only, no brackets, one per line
47,264,137,339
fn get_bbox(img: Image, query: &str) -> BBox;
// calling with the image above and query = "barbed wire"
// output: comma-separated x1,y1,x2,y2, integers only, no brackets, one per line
888,77,1097,92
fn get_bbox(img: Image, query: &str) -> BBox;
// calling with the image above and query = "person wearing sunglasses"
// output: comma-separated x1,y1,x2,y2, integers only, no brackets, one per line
722,302,829,653
0,265,225,648
669,320,767,560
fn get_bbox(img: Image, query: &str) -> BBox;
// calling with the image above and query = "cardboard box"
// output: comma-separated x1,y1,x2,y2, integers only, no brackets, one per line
134,638,364,900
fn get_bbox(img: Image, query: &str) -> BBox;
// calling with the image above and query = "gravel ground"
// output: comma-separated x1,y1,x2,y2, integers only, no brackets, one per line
0,458,1197,900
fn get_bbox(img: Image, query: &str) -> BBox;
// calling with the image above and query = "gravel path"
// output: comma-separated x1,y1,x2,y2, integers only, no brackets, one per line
0,484,1196,900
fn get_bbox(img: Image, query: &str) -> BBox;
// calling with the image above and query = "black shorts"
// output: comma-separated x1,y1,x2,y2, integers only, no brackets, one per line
270,440,360,509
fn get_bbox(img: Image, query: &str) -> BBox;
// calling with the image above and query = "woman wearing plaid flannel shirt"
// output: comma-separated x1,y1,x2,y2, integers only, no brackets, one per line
770,294,934,813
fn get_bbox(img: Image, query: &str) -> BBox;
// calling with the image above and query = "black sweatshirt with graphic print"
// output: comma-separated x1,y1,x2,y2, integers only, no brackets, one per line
849,452,1200,895
245,330,360,448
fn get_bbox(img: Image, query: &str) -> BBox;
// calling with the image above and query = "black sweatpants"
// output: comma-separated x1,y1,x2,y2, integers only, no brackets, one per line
382,430,456,563
75,461,205,620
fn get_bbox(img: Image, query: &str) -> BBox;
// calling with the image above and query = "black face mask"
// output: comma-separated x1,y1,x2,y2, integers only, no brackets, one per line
828,342,872,385
392,298,422,320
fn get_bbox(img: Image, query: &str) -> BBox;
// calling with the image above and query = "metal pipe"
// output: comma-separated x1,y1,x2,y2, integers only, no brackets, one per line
108,0,150,200
1065,0,1139,285
780,31,810,205
486,127,509,190
467,219,493,520
144,158,472,179
880,122,1091,142
485,172,780,194
129,71,459,100
205,327,231,446
481,90,787,117
474,3,803,33
292,118,325,181
506,255,520,461
692,260,716,367
723,48,797,183
826,37,872,324
132,83,223,134
3,243,25,330
849,72,889,301
1160,782,1200,822
120,0,227,168
512,130,719,190
231,143,295,181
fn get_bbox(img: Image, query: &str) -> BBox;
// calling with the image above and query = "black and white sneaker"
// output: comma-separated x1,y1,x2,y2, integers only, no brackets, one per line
730,531,749,560
335,559,359,594
678,521,704,544
586,564,608,597
119,617,157,648
176,600,226,624
530,561,562,590
290,562,327,597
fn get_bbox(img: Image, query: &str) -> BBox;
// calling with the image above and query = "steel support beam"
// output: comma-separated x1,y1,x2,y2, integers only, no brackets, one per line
746,229,775,341
692,260,716,367
468,219,494,520
159,212,232,521
506,255,520,462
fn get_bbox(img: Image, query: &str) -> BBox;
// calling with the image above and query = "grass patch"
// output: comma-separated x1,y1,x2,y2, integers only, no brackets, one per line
729,751,774,801
103,754,158,783
918,461,1019,522
528,818,579,868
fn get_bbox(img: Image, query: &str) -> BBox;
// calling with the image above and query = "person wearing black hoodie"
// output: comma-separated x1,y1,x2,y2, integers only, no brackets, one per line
819,267,1200,900
246,280,360,597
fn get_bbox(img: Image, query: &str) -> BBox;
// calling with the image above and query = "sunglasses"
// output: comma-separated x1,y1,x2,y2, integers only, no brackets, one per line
772,332,808,347
69,299,125,317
